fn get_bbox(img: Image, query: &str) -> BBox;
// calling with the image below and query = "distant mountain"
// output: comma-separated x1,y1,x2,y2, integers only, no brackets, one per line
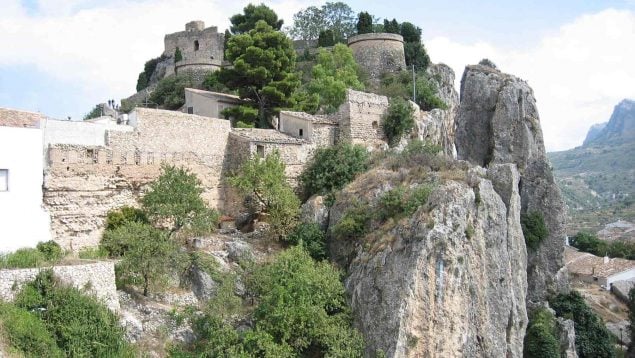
549,99,635,233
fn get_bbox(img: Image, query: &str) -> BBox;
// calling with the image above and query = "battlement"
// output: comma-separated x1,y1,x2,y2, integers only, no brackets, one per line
186,20,205,32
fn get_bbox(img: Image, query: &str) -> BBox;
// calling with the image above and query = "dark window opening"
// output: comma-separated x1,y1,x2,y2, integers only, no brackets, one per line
372,121,378,129
187,106,194,114
299,128,304,137
256,145,265,158
194,40,200,51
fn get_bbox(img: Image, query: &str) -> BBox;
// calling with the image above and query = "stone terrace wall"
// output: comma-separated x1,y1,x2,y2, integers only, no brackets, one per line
335,89,389,149
0,261,119,311
44,109,231,250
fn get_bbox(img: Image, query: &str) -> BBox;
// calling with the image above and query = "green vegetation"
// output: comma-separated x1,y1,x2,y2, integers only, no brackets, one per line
383,96,415,146
12,270,133,357
0,303,63,357
331,200,373,240
219,20,299,128
82,105,102,121
383,18,400,34
378,70,447,111
174,47,183,62
149,74,194,110
105,205,148,231
302,43,364,113
299,143,370,200
521,211,549,250
400,22,430,71
378,185,432,221
317,29,335,47
286,223,327,260
0,241,64,269
229,151,301,238
356,11,373,34
569,231,635,259
229,3,283,34
629,288,635,354
201,70,232,93
523,307,560,358
136,56,163,92
289,2,356,43
550,291,615,358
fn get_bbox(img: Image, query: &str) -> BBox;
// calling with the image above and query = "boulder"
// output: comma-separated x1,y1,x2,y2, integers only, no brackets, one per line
557,317,578,358
300,195,329,230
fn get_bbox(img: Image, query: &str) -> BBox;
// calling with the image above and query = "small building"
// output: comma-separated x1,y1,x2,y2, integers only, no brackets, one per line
183,88,243,119
278,111,339,147
565,246,635,289
0,108,51,252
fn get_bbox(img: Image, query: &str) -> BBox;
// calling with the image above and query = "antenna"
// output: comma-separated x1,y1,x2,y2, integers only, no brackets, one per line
412,64,416,102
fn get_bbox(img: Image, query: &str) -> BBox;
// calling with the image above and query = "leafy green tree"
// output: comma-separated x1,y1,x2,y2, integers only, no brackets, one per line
202,70,231,93
136,56,162,91
289,2,356,43
113,221,186,295
400,22,421,43
35,241,63,262
105,206,148,231
174,46,183,62
550,291,615,358
318,29,335,47
219,21,300,128
229,151,301,238
83,105,102,120
383,96,415,146
383,18,400,33
229,3,283,34
250,246,364,356
286,223,327,260
141,164,206,232
523,308,560,358
299,143,370,199
404,41,431,71
378,70,446,111
149,74,194,110
306,43,364,113
356,11,373,34
521,211,549,250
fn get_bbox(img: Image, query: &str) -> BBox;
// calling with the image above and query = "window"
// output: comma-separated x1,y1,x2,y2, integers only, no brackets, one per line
194,40,200,51
256,145,265,158
0,169,7,191
187,106,194,114
372,121,378,129
299,128,304,137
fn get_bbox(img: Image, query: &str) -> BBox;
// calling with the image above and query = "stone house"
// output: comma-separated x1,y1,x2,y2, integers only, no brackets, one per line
0,108,51,252
565,246,635,289
183,88,242,119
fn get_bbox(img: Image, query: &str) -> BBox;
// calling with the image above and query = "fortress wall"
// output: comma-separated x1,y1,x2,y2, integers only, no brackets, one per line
337,89,389,148
0,261,119,312
43,109,231,250
348,33,406,87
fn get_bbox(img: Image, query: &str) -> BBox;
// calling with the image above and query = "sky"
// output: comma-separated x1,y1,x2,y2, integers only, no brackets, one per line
0,0,634,151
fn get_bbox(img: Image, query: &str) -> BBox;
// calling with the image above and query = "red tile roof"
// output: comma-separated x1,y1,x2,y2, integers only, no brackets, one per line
0,107,44,128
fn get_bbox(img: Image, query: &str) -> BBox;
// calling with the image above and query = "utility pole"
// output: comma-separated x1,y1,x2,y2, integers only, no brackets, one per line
412,64,416,102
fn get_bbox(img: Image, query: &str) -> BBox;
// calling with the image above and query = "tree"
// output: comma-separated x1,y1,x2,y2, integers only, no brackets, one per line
378,70,446,111
114,221,185,295
306,43,365,113
136,56,162,91
317,29,335,47
289,2,356,43
356,11,373,34
289,5,325,42
219,21,299,128
83,105,102,120
299,143,369,199
322,2,356,42
141,164,206,232
149,74,194,110
383,97,416,146
174,46,183,62
521,211,549,250
229,3,283,34
383,18,400,34
400,22,421,43
404,41,431,71
523,308,560,358
229,151,300,238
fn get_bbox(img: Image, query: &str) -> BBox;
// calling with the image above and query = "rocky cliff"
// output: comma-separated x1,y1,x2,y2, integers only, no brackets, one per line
326,63,569,357
456,64,568,303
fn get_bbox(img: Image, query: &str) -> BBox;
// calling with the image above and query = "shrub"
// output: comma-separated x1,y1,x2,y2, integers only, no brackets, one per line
378,185,433,221
378,71,446,112
149,74,194,110
174,47,183,62
105,206,148,231
523,308,559,358
550,291,614,358
331,201,372,240
0,303,63,357
299,143,370,200
0,248,44,269
570,231,635,260
521,211,549,250
383,97,415,146
77,246,109,260
14,271,132,357
318,29,335,47
286,223,327,260
36,241,63,262
136,56,162,92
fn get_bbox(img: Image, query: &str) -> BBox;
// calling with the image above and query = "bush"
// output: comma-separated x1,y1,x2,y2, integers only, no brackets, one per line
521,211,549,250
331,201,372,240
136,56,162,92
299,143,370,200
286,223,327,260
36,241,63,262
0,303,63,357
383,97,415,146
378,71,446,112
570,231,635,260
149,74,194,110
77,246,109,260
550,291,615,358
523,308,560,358
318,29,335,47
378,185,433,221
14,271,133,357
105,206,148,231
0,248,44,269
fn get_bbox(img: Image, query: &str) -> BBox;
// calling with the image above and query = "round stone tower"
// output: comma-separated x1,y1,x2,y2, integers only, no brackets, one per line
347,33,406,87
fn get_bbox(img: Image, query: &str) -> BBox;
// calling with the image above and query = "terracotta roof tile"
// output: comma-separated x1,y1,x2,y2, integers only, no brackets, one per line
0,107,44,128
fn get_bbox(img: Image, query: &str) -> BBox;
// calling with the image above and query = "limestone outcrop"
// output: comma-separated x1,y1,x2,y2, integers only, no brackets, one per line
328,162,527,357
455,64,568,303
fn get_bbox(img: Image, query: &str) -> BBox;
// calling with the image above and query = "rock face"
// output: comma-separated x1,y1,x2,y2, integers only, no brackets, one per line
582,122,608,145
329,163,527,357
455,64,568,303
585,99,635,145
300,195,329,230
557,317,578,358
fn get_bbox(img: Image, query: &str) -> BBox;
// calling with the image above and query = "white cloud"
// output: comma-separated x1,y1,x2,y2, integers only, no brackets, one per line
0,0,318,113
427,9,635,151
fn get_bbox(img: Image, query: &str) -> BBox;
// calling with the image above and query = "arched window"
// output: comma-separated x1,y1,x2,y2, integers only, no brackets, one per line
194,40,200,51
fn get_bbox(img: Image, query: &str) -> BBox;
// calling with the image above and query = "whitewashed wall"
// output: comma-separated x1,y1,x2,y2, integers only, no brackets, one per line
0,126,51,252
42,118,133,148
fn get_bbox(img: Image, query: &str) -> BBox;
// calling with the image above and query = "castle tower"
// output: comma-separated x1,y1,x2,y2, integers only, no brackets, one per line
347,33,406,88
163,21,225,83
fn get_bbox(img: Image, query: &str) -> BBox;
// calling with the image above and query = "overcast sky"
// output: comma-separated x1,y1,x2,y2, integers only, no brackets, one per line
0,0,634,151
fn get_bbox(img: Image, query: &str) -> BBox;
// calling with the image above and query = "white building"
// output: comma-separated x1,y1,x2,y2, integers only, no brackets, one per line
565,246,635,289
183,88,242,119
0,108,51,252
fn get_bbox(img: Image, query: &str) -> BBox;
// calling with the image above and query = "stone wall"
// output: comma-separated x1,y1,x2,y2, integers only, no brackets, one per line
335,89,389,149
0,261,119,311
348,33,406,88
164,22,224,71
44,108,231,250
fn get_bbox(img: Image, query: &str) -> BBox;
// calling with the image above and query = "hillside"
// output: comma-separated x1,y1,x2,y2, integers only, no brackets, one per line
549,99,635,233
